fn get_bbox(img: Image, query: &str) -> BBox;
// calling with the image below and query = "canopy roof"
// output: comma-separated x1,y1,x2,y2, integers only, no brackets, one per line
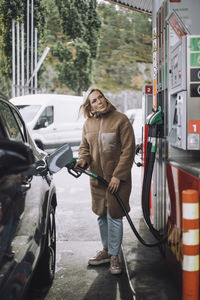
104,0,152,15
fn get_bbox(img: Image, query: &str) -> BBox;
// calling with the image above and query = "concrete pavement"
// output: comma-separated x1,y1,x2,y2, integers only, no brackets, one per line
31,168,134,300
122,164,181,300
28,164,181,299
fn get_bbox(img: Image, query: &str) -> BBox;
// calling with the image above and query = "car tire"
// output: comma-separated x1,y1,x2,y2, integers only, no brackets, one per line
32,205,56,288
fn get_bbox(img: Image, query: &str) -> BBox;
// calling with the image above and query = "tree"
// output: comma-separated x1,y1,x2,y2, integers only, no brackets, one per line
94,3,152,91
0,0,47,97
54,0,101,95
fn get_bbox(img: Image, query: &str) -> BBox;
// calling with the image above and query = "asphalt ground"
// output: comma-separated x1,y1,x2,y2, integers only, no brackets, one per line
122,164,181,300
27,162,181,300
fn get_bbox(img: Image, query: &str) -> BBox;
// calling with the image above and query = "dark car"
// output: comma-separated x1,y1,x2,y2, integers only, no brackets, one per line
0,97,73,299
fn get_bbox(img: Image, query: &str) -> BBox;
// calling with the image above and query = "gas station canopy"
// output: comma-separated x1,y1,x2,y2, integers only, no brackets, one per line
104,0,152,15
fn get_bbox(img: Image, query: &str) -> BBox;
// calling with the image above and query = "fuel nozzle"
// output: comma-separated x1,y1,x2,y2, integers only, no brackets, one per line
146,106,163,126
148,106,163,126
66,158,82,178
66,157,77,169
146,106,163,138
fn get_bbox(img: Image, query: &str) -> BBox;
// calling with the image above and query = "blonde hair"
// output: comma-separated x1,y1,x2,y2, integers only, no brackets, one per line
79,87,116,118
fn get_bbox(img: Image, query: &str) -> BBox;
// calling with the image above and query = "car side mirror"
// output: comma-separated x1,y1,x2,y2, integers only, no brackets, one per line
46,143,73,174
0,139,35,177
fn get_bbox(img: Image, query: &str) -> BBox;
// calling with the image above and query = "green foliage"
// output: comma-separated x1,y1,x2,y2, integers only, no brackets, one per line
85,0,101,59
0,0,48,96
94,3,152,92
52,40,92,95
55,0,86,39
0,0,24,80
43,0,61,45
54,0,101,95
0,1,152,96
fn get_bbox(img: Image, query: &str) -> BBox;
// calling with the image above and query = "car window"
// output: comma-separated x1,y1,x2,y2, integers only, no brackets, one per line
16,105,42,122
12,109,27,139
40,106,54,126
0,102,24,142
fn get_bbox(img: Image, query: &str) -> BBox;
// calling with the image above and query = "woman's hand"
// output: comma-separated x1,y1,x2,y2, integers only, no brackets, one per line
108,176,120,194
75,159,87,169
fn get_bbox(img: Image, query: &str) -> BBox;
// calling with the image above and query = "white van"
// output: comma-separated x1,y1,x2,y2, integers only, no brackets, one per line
10,94,84,151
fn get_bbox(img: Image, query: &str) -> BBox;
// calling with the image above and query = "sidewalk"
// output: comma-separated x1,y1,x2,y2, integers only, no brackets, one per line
122,164,181,300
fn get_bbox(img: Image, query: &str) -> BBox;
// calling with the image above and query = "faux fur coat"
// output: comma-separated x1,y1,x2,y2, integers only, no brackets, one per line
78,108,135,218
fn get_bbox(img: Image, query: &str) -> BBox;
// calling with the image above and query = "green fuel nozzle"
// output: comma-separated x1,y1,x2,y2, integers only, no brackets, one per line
66,157,98,179
66,158,82,178
146,106,164,138
66,157,77,169
148,106,163,126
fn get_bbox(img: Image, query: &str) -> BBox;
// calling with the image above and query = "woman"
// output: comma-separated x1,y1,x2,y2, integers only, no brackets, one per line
76,87,135,274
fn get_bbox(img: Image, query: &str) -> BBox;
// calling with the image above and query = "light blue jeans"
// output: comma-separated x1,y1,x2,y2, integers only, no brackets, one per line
97,208,123,255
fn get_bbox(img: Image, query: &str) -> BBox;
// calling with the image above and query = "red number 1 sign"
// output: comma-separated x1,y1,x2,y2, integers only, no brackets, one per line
188,120,200,133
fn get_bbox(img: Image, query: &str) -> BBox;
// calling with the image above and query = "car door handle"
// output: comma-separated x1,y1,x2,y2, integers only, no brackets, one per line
21,182,31,193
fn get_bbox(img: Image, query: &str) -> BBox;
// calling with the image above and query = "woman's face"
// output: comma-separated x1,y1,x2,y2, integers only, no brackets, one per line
89,90,108,114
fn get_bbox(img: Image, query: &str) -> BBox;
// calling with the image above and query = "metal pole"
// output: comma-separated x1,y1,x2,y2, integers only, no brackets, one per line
35,27,38,93
12,20,15,98
17,22,20,97
31,0,34,92
27,0,29,94
28,47,50,84
152,0,166,231
21,23,25,95
152,0,158,227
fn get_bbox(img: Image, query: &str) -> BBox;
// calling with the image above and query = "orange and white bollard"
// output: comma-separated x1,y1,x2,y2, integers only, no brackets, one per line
182,189,199,300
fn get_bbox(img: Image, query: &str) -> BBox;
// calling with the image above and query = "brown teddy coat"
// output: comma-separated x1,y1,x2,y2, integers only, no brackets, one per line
78,108,135,218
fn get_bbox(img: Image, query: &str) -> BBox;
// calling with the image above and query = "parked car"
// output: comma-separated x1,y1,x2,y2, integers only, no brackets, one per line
0,97,73,299
10,94,84,151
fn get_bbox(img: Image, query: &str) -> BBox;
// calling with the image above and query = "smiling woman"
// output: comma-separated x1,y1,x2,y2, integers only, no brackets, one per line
89,90,108,114
76,87,135,275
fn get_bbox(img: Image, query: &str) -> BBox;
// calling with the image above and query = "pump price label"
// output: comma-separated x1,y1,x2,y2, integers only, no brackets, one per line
190,69,200,82
190,53,200,67
190,38,200,51
188,120,200,133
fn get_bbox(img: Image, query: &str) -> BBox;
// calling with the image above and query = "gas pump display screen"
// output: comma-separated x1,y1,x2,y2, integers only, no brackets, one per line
190,84,200,97
190,69,200,82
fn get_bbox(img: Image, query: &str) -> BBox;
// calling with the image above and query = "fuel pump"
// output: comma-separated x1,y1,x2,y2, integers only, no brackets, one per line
153,0,200,296
168,34,200,152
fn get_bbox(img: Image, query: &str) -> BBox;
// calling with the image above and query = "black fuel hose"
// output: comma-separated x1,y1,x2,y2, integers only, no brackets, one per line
74,166,165,248
141,140,151,206
142,148,163,241
141,140,158,234
141,124,168,243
